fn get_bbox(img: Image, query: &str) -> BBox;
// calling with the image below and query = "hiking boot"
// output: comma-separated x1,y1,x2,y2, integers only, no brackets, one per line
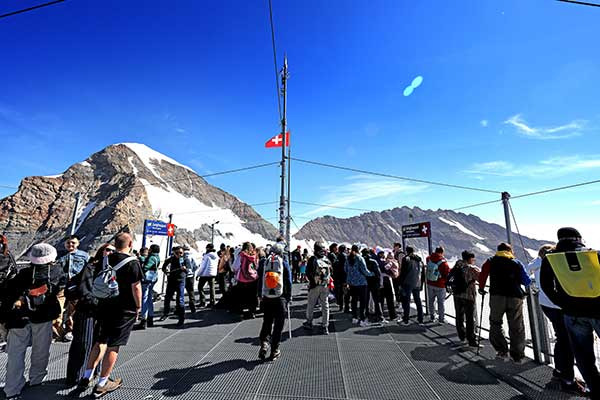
93,378,122,398
302,321,312,330
270,347,281,361
77,377,91,390
147,317,154,328
258,341,269,360
133,319,146,331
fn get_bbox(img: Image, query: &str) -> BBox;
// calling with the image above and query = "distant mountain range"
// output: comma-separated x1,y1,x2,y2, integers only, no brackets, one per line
293,206,546,262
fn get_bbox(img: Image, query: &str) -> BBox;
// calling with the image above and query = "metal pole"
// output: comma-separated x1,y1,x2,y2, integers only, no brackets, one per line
278,56,288,239
161,213,173,296
142,219,148,249
69,192,81,235
501,192,512,244
286,139,291,259
211,223,215,245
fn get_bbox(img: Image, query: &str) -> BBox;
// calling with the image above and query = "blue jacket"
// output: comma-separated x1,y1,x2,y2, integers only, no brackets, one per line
57,249,89,279
344,254,373,286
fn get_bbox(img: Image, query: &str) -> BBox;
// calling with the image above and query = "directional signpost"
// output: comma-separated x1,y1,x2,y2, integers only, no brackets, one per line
141,220,176,248
401,221,432,255
402,221,433,315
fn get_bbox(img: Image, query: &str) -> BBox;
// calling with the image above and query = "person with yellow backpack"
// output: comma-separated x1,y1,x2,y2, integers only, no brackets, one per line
541,227,600,399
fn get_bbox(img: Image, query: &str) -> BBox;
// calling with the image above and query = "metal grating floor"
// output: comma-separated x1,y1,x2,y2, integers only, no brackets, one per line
0,284,588,400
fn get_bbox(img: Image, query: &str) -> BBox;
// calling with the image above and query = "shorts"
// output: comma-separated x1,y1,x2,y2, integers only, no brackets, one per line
95,310,137,347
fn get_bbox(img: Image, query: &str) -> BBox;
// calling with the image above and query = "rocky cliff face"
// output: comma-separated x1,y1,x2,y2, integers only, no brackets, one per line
294,206,547,262
0,143,278,258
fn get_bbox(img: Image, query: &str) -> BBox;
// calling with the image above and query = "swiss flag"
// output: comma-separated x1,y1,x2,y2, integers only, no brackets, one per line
265,132,290,148
167,224,176,237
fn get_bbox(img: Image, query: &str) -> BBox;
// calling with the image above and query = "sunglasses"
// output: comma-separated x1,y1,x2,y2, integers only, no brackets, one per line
104,248,115,253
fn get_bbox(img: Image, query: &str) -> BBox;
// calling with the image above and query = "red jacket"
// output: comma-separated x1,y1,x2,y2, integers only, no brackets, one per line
426,253,450,288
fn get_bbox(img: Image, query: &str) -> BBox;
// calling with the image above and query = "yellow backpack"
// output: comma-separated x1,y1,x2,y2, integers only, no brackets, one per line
547,251,600,298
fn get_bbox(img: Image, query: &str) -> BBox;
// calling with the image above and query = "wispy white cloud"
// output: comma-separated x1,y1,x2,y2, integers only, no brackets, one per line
299,174,428,217
480,119,488,128
466,155,600,178
504,114,585,140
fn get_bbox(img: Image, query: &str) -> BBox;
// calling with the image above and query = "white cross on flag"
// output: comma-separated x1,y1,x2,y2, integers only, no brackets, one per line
265,132,290,148
167,223,175,237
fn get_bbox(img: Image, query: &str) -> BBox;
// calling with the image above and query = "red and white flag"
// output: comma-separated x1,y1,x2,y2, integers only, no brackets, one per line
265,132,290,148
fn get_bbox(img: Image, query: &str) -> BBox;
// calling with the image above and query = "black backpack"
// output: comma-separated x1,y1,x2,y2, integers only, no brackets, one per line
447,264,468,295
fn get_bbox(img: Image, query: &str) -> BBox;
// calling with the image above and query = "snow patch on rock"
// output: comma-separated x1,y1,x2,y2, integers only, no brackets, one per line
121,143,195,175
474,242,492,253
141,179,270,246
438,217,485,240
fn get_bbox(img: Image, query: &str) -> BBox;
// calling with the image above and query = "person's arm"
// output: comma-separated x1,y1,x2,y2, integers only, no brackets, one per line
132,281,142,316
540,258,561,306
196,255,207,278
162,258,171,274
256,260,264,297
518,260,531,287
478,259,491,291
357,256,373,277
283,260,292,302
440,261,450,279
306,257,317,286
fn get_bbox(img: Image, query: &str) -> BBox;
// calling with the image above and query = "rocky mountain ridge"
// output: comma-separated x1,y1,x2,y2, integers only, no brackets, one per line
294,206,547,262
0,143,278,258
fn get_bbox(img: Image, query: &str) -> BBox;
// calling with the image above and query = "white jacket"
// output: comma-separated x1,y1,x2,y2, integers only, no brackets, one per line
197,251,219,277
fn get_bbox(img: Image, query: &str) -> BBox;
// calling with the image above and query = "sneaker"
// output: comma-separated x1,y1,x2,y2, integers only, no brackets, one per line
511,357,527,365
560,380,587,396
176,320,185,328
359,320,369,327
302,321,312,330
428,317,436,323
495,352,509,361
0,341,6,352
351,318,359,324
77,378,91,390
400,320,410,326
380,319,389,324
468,342,483,350
270,348,281,361
258,342,269,360
93,378,122,398
6,394,22,400
158,315,169,322
64,332,74,342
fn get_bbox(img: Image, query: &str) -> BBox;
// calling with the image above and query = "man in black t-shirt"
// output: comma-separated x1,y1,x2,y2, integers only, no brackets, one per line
77,233,142,398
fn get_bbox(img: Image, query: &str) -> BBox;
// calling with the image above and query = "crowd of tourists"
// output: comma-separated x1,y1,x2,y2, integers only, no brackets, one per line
0,227,599,399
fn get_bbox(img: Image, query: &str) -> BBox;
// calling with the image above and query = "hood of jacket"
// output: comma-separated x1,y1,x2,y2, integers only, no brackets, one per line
429,253,445,263
555,239,587,253
495,250,515,259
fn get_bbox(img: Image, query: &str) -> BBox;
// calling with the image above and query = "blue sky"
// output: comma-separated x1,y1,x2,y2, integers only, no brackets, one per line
1,0,599,247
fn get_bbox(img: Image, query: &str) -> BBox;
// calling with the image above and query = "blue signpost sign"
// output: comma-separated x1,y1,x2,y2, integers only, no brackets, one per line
142,219,170,248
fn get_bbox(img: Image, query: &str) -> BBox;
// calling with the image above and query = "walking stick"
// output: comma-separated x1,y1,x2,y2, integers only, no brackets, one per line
477,290,486,356
287,300,292,339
